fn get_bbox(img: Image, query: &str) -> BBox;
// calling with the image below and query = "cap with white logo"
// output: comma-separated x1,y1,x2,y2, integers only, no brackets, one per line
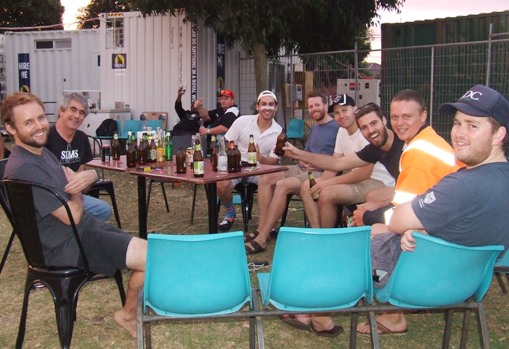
439,84,509,128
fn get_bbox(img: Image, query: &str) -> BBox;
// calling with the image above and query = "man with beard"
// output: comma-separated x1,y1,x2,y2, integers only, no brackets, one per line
46,92,112,221
216,90,282,231
357,84,509,335
1,92,146,338
244,92,339,255
299,97,395,229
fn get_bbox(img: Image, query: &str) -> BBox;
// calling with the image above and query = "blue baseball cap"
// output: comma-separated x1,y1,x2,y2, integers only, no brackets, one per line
439,84,509,128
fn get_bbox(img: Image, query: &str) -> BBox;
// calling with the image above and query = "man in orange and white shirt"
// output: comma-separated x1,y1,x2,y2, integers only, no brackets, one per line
355,89,462,228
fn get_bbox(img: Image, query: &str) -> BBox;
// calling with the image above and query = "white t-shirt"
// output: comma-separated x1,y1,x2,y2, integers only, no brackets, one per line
224,114,282,162
334,128,395,187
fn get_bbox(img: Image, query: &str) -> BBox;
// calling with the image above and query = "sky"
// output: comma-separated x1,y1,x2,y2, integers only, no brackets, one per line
61,0,509,37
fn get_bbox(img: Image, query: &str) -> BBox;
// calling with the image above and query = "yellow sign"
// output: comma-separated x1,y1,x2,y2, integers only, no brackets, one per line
112,54,127,69
20,85,30,93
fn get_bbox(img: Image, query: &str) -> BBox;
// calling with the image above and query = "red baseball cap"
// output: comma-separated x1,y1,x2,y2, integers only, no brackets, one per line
219,89,235,99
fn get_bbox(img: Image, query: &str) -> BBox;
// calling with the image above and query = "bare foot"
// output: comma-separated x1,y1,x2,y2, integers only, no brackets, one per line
357,313,407,334
114,309,137,338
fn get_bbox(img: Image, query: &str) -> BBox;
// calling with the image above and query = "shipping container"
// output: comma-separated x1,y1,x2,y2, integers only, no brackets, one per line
4,11,243,128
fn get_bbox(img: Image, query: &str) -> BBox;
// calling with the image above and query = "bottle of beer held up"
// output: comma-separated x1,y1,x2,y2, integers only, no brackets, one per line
274,129,287,156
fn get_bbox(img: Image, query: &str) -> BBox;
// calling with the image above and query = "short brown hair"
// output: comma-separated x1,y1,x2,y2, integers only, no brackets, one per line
0,92,45,127
306,92,327,104
392,89,427,113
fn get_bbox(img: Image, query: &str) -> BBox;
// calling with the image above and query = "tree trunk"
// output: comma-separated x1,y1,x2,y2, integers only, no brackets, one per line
253,43,268,95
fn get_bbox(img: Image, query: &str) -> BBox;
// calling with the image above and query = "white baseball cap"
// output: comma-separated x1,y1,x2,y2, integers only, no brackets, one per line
257,90,277,103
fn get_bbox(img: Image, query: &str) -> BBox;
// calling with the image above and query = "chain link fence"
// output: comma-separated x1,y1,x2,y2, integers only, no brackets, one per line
238,37,509,142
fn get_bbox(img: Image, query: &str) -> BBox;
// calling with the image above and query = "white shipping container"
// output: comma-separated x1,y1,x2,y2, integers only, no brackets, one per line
4,30,100,122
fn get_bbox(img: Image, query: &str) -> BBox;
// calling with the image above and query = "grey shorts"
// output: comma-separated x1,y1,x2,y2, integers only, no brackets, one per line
348,179,387,203
78,216,132,276
231,175,259,187
284,165,323,183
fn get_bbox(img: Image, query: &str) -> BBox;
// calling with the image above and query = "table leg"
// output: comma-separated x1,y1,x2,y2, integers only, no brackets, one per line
204,183,218,234
137,176,148,239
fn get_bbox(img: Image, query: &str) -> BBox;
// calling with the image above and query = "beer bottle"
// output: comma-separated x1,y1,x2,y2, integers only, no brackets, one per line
308,171,319,201
208,133,217,158
176,147,186,173
210,135,218,171
126,130,133,153
111,131,121,160
247,134,257,166
217,135,228,173
164,132,173,161
193,139,204,177
138,133,148,164
234,144,242,171
342,206,354,227
274,128,287,156
126,134,137,168
149,135,157,162
156,135,165,163
227,141,239,173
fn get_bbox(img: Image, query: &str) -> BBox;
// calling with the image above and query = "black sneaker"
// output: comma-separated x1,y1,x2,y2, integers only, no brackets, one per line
218,217,235,232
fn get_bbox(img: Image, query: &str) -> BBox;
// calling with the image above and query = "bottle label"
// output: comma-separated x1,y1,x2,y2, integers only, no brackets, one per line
218,155,228,172
247,152,257,165
149,149,157,161
194,160,204,174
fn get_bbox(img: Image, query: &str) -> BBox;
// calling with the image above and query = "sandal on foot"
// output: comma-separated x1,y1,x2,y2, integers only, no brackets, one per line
244,230,259,243
245,240,266,254
279,315,311,332
218,217,234,232
310,322,344,338
357,321,407,335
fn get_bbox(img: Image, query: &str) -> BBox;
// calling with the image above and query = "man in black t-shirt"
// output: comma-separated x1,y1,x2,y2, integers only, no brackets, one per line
46,92,112,221
193,88,240,137
172,86,201,136
284,103,404,224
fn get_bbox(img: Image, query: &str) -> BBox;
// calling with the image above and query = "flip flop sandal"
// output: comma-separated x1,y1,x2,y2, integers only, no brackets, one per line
279,315,312,332
310,322,344,338
244,230,259,243
245,240,266,254
357,321,408,335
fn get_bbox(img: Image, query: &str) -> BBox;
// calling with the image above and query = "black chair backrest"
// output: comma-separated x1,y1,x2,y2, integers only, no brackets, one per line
0,159,15,227
1,179,90,271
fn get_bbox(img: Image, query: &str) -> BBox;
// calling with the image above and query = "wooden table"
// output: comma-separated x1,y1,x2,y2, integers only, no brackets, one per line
87,156,287,238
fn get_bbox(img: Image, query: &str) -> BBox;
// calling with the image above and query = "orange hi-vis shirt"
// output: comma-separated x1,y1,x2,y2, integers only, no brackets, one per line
392,126,462,206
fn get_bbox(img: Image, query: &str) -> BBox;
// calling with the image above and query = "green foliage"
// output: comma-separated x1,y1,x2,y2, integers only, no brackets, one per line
77,0,136,29
128,0,402,55
0,0,64,31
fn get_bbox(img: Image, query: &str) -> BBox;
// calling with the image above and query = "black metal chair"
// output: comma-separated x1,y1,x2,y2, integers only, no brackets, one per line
0,179,126,349
0,158,15,276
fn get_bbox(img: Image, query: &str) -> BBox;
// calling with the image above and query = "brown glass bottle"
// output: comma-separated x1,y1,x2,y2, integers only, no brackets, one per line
126,134,137,168
274,129,287,156
111,131,121,160
176,147,186,174
149,135,157,162
211,135,218,171
234,144,242,171
227,141,240,173
137,133,148,164
247,134,257,166
193,139,204,177
308,171,319,201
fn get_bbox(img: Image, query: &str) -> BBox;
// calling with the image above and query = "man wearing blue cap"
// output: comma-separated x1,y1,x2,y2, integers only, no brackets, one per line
357,84,509,335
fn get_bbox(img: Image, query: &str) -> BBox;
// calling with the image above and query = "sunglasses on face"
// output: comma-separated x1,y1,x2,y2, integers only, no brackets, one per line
354,103,382,117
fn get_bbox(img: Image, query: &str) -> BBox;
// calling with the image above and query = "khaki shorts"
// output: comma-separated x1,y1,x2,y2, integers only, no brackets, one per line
348,179,387,203
284,165,323,183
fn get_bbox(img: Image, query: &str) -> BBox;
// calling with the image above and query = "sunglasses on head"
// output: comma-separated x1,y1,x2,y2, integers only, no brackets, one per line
354,102,382,117
220,89,234,97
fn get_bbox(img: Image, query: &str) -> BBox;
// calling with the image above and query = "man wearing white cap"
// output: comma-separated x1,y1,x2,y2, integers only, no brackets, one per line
216,90,282,231
357,84,509,335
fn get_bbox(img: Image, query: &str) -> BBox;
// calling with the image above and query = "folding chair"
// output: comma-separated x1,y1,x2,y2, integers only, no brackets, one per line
257,226,378,348
375,232,503,349
495,250,509,293
137,231,255,349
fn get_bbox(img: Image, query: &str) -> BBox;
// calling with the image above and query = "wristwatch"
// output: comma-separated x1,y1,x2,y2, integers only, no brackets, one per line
207,128,211,135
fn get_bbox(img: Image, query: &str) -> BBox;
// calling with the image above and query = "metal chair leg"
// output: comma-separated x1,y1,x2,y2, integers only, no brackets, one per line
0,230,15,275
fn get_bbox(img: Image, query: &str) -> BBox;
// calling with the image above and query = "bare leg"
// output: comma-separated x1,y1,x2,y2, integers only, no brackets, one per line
250,176,302,248
300,179,320,228
216,179,234,212
319,184,358,228
255,171,285,231
113,238,146,338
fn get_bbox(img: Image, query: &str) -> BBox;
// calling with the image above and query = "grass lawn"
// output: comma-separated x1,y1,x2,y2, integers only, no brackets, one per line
0,169,508,348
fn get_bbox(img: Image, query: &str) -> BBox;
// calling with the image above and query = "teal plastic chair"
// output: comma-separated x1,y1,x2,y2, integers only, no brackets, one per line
138,231,254,348
145,119,163,131
375,232,503,349
257,226,377,347
119,119,142,139
495,250,509,294
286,119,305,147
